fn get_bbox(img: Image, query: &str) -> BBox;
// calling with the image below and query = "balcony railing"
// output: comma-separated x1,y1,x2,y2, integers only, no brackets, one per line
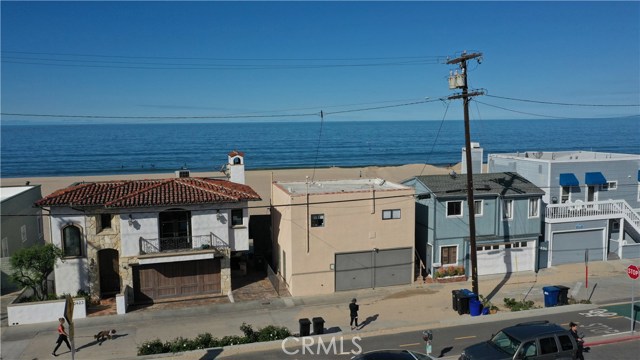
545,200,640,233
139,233,229,255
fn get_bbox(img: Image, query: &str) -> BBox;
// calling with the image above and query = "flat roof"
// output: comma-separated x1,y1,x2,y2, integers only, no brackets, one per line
275,178,409,195
489,151,640,162
0,186,35,202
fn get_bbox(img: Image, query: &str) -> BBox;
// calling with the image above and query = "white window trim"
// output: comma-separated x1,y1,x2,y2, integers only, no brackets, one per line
528,198,540,219
446,200,463,218
440,244,459,266
503,199,514,220
601,181,617,191
474,200,483,217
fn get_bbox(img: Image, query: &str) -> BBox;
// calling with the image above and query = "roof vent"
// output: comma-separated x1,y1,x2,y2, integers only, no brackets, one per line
449,170,457,179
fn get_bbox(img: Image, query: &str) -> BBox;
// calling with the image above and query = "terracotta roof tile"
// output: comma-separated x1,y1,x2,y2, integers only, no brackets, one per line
35,178,261,209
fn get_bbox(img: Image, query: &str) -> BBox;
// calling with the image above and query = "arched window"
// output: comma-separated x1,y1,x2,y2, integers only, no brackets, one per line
233,157,241,165
62,225,82,257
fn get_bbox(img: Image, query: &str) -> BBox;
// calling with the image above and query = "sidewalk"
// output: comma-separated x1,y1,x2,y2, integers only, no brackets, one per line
2,259,638,360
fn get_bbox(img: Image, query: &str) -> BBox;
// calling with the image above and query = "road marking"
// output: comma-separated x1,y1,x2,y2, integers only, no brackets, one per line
609,316,623,319
399,343,421,347
455,336,477,340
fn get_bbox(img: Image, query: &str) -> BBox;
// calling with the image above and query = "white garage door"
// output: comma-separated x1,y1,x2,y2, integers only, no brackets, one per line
477,241,535,275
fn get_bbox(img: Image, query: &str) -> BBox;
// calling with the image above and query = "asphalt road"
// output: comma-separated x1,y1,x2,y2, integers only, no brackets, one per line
220,302,640,360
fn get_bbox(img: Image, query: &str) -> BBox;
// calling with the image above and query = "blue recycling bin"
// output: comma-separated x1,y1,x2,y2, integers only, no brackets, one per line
543,286,560,307
469,299,483,316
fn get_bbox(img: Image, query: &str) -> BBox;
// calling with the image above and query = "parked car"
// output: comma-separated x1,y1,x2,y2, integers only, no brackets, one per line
458,321,577,360
352,349,436,360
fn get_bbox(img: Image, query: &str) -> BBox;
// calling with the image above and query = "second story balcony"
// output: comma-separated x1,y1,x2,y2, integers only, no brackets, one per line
139,233,229,255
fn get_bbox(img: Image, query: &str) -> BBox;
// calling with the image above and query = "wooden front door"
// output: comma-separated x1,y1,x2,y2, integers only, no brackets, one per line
98,249,120,297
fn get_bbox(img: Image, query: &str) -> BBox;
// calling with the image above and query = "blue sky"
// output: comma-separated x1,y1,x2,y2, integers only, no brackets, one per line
2,1,639,123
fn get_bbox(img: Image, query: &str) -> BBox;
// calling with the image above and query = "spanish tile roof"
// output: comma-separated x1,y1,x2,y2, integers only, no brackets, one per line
35,178,261,209
414,172,544,198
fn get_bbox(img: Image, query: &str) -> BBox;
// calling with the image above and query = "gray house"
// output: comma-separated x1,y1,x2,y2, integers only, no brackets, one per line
0,185,45,293
403,172,544,277
488,151,640,266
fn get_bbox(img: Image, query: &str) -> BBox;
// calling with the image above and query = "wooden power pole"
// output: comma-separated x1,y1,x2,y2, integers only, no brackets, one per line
447,51,484,296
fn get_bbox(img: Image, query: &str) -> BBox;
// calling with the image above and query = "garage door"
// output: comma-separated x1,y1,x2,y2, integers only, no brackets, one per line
133,259,220,303
551,230,604,266
335,248,412,292
477,241,535,275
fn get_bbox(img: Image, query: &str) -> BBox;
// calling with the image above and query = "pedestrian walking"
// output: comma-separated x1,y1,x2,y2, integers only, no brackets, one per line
52,317,71,356
569,322,585,360
349,298,359,330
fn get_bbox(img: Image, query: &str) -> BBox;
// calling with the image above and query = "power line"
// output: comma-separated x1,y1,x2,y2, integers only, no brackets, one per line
2,50,447,62
474,100,639,120
419,99,451,176
1,98,441,120
486,94,640,107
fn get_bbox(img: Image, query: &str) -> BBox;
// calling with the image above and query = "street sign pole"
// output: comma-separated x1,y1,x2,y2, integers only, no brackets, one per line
627,264,640,334
585,249,589,288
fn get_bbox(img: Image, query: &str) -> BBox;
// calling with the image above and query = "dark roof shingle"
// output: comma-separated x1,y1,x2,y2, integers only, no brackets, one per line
414,172,544,198
35,178,261,209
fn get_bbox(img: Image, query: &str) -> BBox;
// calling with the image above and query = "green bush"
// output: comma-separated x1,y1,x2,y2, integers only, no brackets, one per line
137,339,167,356
503,297,537,311
257,325,291,342
137,323,292,355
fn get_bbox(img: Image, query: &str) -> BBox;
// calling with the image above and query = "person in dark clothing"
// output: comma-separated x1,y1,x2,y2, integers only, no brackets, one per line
52,317,71,356
569,322,585,360
349,298,359,330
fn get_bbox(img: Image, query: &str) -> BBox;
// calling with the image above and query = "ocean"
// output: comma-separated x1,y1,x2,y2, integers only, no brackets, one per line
1,118,639,178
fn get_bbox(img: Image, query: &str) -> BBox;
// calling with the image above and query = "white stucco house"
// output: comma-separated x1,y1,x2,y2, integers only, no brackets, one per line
35,151,261,304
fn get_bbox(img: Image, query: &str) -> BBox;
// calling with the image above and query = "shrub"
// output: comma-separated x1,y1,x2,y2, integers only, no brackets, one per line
503,297,537,311
137,339,167,356
455,266,465,276
136,323,292,355
446,266,457,277
193,333,214,349
240,322,257,342
256,325,291,342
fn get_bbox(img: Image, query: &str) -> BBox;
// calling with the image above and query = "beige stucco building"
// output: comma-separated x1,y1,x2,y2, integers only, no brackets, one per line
271,178,416,296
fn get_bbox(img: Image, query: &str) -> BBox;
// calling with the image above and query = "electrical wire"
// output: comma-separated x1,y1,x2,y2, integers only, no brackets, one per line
311,111,324,182
419,99,451,176
486,94,640,107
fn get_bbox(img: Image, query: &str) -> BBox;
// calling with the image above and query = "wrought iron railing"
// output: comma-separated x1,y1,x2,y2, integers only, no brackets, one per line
139,233,229,255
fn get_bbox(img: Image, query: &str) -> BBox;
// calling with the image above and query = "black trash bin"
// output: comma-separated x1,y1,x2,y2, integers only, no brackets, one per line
457,289,475,315
312,317,325,335
452,290,460,311
555,285,570,306
299,318,311,336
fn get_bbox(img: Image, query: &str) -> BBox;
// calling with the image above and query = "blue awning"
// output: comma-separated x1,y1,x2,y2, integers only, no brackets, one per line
585,172,607,185
559,173,579,186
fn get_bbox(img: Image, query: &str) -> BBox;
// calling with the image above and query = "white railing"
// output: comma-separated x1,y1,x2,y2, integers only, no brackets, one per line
140,233,229,255
546,199,640,236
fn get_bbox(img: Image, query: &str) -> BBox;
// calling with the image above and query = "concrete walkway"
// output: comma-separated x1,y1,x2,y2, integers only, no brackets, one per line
2,259,639,360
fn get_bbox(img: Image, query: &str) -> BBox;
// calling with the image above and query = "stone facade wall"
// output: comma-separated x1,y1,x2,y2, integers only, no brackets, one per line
85,215,122,300
85,214,231,303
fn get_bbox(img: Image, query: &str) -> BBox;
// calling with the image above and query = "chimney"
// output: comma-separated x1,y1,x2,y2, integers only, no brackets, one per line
461,142,483,174
227,150,245,184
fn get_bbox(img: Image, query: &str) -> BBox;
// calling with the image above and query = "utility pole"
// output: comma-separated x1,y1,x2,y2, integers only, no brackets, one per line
447,51,484,296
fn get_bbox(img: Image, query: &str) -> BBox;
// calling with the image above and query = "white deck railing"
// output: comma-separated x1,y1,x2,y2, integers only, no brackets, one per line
545,199,640,235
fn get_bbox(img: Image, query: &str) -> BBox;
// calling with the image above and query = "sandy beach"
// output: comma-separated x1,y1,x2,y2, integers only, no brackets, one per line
1,163,457,216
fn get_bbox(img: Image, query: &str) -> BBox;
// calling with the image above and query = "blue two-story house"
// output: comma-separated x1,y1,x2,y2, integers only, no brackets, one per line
403,172,544,277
